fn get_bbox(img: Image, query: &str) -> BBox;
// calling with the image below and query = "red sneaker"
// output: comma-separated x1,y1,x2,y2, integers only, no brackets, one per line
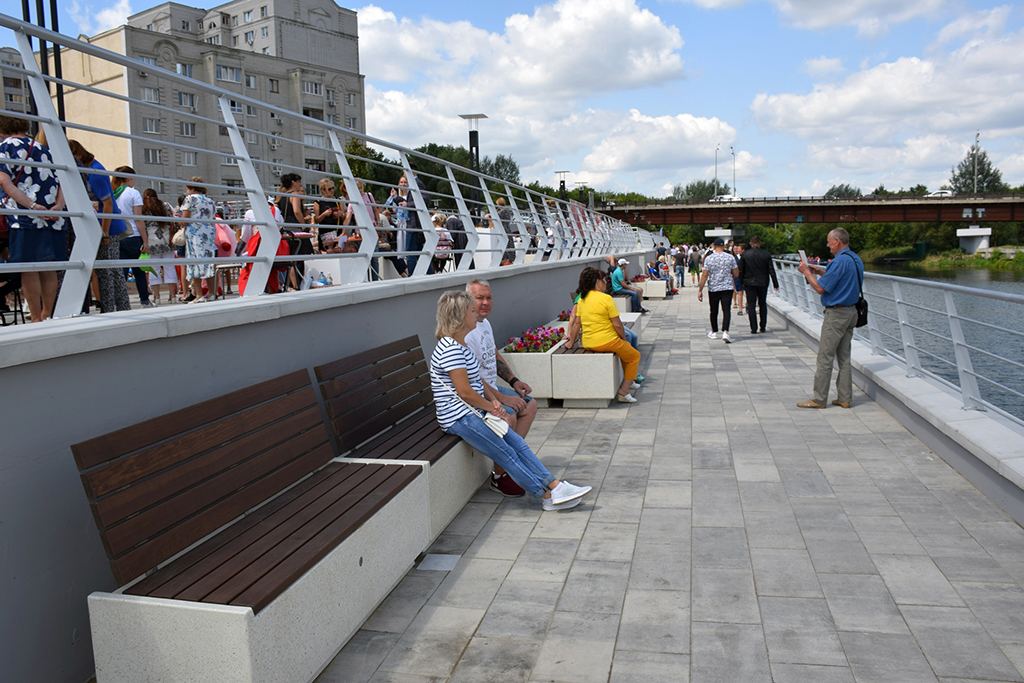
490,472,526,497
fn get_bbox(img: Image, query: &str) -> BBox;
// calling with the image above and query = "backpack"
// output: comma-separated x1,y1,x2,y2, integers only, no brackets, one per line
434,229,452,259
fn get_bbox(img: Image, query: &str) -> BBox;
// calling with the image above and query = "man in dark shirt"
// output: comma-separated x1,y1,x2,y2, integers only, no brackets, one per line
738,235,779,334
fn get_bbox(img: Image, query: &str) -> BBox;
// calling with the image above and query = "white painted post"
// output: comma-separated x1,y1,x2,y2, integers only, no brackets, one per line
892,281,922,377
944,291,986,410
445,165,478,272
327,130,375,284
401,153,437,277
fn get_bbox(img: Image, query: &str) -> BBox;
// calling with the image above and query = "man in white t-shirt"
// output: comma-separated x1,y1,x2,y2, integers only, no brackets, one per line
465,278,538,497
112,166,152,306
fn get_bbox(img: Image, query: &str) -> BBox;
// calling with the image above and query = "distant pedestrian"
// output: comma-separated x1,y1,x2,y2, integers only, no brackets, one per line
738,235,779,334
698,238,738,343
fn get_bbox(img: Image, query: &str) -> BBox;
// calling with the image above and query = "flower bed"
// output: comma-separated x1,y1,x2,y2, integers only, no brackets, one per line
502,326,566,399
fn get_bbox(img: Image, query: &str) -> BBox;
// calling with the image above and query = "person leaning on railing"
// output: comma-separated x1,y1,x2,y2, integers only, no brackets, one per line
0,115,67,322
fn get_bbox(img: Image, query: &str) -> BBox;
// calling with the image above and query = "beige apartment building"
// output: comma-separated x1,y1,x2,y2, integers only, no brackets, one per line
1,47,32,116
55,0,365,202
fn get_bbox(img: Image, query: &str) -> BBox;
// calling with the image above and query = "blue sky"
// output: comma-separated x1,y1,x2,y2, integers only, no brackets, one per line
4,0,1023,197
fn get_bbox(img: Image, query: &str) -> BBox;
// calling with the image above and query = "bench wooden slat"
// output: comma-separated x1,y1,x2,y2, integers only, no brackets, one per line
352,413,458,465
313,336,421,385
125,461,354,598
324,361,427,422
72,370,310,470
228,465,421,613
90,403,323,529
108,443,334,585
350,410,438,459
100,410,328,557
319,347,425,403
328,372,429,437
80,388,319,500
169,462,390,604
333,390,433,454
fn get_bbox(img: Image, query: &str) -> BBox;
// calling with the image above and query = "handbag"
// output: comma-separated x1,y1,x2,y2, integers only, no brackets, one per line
172,229,186,247
845,253,868,328
0,138,37,236
429,366,509,438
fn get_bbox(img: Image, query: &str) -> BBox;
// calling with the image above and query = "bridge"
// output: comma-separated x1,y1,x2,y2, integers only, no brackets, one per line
606,195,1024,227
3,13,1024,683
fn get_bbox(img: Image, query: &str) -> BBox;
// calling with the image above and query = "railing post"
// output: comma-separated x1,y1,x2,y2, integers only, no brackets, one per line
328,130,375,284
892,281,922,377
445,164,477,272
866,292,885,356
219,95,278,296
501,184,527,265
401,152,437,277
944,291,986,410
478,176,503,268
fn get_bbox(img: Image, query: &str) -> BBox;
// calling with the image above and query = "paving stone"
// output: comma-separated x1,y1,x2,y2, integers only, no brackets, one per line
315,631,402,683
644,479,692,507
361,574,445,634
476,580,563,640
952,582,1024,645
448,637,542,683
901,605,1024,682
780,470,835,498
769,663,855,683
743,511,805,549
690,622,772,683
802,529,878,575
818,573,908,634
426,557,513,609
734,459,782,483
506,538,580,583
366,672,447,683
637,506,691,545
629,542,691,591
738,482,792,513
692,470,745,527
616,589,691,654
759,597,846,666
608,651,690,683
558,560,631,614
531,610,619,683
751,548,822,598
692,567,761,624
378,605,486,677
692,527,751,568
576,522,639,563
874,555,964,607
838,632,937,683
463,520,537,561
849,515,928,555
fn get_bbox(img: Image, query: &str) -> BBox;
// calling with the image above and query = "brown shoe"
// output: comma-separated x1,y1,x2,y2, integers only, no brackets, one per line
831,400,851,409
796,400,825,409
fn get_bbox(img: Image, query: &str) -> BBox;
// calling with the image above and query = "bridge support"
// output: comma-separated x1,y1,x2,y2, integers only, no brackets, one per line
957,226,991,254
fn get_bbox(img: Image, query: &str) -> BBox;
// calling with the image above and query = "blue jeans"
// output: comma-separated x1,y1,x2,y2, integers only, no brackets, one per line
675,265,686,285
119,235,150,303
446,413,553,497
624,326,638,350
496,385,533,416
615,287,642,312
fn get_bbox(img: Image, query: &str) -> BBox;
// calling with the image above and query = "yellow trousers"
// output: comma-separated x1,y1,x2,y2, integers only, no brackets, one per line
587,337,640,382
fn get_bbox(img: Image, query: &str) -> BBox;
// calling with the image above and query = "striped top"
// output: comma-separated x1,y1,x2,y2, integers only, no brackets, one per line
431,337,485,430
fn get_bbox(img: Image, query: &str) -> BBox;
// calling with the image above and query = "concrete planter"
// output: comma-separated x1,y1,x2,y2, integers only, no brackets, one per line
502,338,566,399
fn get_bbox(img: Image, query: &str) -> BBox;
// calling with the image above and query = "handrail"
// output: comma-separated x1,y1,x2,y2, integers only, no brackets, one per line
773,259,1024,431
0,12,652,320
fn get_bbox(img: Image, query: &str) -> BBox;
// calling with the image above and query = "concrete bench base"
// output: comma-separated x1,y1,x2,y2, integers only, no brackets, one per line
552,351,624,409
639,280,667,298
88,466,430,683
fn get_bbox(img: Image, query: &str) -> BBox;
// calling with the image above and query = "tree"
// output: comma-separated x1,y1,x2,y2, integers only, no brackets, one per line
905,184,929,196
949,145,1010,195
873,184,894,196
673,179,730,202
481,154,520,185
824,184,863,199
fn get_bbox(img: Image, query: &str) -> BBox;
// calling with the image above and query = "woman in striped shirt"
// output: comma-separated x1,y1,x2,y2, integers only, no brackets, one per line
431,291,591,511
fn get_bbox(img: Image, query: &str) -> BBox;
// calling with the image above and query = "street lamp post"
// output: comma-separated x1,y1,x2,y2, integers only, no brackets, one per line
556,171,570,201
974,129,980,196
459,113,487,213
714,144,720,199
730,146,736,197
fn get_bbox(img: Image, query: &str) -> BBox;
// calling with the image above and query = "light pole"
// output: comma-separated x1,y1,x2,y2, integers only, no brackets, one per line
555,171,571,201
730,146,736,197
714,143,720,199
974,129,980,196
459,113,487,213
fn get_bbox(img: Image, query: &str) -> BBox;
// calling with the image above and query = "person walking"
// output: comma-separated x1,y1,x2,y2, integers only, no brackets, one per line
698,238,739,343
739,235,779,334
796,228,864,409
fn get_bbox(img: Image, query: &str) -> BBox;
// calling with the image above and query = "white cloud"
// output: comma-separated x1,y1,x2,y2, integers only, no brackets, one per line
68,0,132,36
801,56,844,79
933,6,1011,46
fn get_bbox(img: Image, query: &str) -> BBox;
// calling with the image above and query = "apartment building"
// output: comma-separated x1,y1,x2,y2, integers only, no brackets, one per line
1,47,31,116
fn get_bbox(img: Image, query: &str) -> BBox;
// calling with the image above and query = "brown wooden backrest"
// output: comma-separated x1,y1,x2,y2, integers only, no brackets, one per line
70,370,335,586
314,336,434,454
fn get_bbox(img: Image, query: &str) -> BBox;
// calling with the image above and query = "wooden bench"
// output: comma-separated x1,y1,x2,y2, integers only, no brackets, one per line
71,370,430,683
551,317,641,408
315,336,492,539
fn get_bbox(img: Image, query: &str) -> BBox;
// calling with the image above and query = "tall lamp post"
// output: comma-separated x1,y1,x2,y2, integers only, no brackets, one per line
556,170,570,201
973,129,979,196
459,113,487,212
714,143,720,199
730,146,736,197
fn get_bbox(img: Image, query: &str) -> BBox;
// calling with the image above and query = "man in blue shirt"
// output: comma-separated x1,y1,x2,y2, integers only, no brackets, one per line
610,258,649,314
796,228,864,409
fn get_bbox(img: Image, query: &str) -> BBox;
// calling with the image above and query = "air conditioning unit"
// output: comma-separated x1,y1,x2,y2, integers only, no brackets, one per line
189,105,197,113
246,38,254,45
275,118,283,125
326,98,335,107
271,168,281,176
271,142,280,149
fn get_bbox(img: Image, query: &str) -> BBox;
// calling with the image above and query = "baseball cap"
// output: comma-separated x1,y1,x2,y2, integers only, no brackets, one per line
713,238,725,246
617,258,629,265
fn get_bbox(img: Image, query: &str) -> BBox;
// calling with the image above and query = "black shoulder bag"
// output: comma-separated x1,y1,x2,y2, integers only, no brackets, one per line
846,253,868,328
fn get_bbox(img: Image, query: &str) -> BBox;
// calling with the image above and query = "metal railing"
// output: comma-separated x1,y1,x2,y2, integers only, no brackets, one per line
0,13,648,320
774,259,1024,431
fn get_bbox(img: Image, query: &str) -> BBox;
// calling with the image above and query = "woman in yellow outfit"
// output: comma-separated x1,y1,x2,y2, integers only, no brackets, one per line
568,267,641,403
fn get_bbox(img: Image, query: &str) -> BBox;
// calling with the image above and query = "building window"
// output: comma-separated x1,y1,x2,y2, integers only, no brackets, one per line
346,116,357,129
302,107,324,121
261,5,268,17
222,155,239,166
176,62,193,78
146,23,153,31
305,159,325,172
244,75,256,89
4,93,24,105
244,30,254,43
246,131,258,144
144,148,162,164
177,92,196,108
216,65,242,83
142,117,160,133
137,55,156,66
246,105,257,117
262,47,270,55
225,179,244,194
271,157,283,174
325,89,335,105
231,15,238,26
303,133,325,148
243,10,253,22
3,76,22,89
141,87,159,103
182,151,197,166
208,21,216,29
179,122,196,137
181,20,191,31
270,133,282,148
326,113,337,125
232,36,239,46
206,36,220,45
301,81,322,96
261,26,269,37
346,92,356,106
220,126,229,136
269,78,279,93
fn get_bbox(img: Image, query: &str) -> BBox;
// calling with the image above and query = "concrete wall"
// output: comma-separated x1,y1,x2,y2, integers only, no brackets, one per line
0,252,650,683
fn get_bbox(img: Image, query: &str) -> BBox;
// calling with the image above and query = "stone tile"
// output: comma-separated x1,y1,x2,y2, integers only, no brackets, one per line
426,557,513,609
616,589,691,654
692,567,761,624
558,560,631,614
818,573,907,634
734,460,782,483
448,637,542,683
362,574,445,633
316,630,401,683
838,632,937,683
769,663,855,683
531,611,619,683
849,515,927,555
576,522,639,563
637,507,691,545
901,605,1024,681
952,582,1024,645
644,479,692,507
476,580,563,640
649,454,692,481
690,622,772,683
738,482,792,513
874,555,963,607
629,542,691,591
443,502,498,537
426,533,476,555
378,605,486,678
759,597,846,666
506,538,580,583
531,504,592,539
744,511,805,549
463,520,536,560
609,651,690,683
692,527,751,569
692,470,744,527
366,672,447,683
589,489,645,524
750,548,822,598
802,529,877,574
780,470,834,498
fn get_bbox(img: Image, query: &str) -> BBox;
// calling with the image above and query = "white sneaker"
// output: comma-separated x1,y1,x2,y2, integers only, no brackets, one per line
707,331,718,339
723,332,732,343
549,480,592,505
542,496,582,511
630,381,641,389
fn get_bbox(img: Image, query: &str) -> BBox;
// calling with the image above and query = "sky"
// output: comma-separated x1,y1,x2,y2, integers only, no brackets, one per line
4,0,1024,198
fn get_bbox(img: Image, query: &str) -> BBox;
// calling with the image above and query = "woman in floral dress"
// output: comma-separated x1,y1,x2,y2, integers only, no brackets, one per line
0,115,66,322
141,188,177,304
179,177,216,303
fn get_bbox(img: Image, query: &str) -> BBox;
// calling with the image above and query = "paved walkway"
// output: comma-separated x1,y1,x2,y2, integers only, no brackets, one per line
316,290,1024,683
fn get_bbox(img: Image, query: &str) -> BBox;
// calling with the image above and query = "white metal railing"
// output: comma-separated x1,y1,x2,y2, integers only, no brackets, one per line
0,13,649,320
774,259,1024,431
